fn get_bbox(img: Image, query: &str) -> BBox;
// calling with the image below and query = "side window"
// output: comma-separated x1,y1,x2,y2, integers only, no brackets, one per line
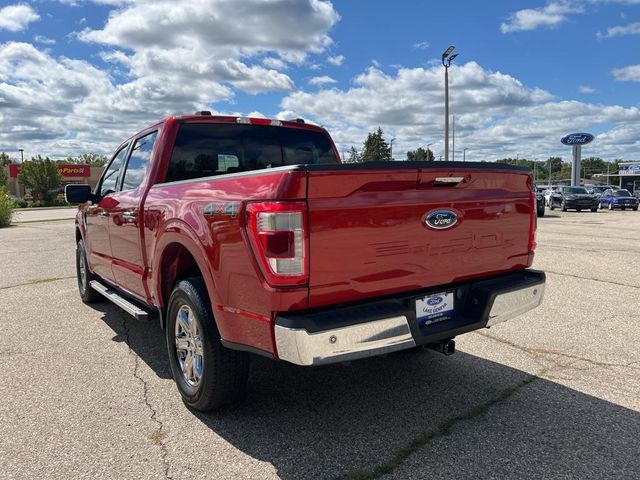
100,145,129,197
122,131,158,191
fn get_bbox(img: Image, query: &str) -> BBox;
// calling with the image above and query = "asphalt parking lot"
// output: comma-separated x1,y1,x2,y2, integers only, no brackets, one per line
1,208,638,480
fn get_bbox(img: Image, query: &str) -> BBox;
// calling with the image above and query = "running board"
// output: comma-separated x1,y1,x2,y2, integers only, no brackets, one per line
89,280,150,321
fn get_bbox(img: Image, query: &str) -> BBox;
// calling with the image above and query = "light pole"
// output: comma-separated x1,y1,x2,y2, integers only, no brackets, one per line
426,143,433,161
442,46,458,162
463,148,468,162
452,114,455,161
390,137,396,160
18,148,24,163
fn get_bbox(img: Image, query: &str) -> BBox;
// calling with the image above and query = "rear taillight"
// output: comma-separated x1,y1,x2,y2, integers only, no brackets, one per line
246,202,308,286
529,191,537,252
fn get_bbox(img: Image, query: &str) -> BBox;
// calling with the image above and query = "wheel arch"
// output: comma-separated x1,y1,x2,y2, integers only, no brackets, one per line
152,222,219,329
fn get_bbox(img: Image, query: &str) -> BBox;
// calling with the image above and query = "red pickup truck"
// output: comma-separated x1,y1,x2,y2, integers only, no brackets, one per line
66,112,545,411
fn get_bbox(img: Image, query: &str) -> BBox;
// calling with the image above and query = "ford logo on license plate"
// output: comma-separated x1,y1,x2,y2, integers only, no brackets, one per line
425,209,458,230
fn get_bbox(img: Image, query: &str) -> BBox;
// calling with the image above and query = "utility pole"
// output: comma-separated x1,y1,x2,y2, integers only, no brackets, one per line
390,138,396,161
441,46,458,162
463,148,468,162
19,148,24,163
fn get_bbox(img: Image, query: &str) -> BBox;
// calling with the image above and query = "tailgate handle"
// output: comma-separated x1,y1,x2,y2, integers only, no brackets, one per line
433,176,465,187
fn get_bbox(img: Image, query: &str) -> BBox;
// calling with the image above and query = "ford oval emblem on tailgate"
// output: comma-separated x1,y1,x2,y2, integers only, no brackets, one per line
425,209,458,230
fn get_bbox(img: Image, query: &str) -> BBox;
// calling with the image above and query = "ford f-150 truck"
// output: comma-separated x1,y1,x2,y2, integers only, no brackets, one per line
66,112,545,411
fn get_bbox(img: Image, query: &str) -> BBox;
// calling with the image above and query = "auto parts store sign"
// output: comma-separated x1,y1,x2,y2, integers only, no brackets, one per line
9,163,91,178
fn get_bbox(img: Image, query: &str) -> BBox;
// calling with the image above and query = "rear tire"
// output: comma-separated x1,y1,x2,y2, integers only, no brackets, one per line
537,208,545,218
608,203,613,210
633,207,638,211
76,239,101,303
598,202,603,209
166,277,249,412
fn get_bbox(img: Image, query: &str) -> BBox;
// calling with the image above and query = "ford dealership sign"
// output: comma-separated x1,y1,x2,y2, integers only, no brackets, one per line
561,133,594,146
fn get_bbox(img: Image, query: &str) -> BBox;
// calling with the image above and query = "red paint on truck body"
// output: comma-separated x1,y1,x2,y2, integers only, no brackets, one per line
76,114,536,357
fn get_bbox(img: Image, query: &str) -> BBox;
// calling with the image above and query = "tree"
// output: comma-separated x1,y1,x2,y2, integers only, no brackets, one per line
346,146,361,163
360,127,391,162
580,157,607,179
0,153,9,191
406,147,434,161
18,156,62,201
62,152,108,167
0,152,11,166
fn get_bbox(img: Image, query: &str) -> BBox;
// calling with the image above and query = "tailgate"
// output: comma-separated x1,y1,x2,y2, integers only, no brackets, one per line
306,163,533,308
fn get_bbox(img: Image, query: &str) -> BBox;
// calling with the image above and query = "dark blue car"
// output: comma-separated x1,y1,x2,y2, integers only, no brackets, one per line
599,189,639,211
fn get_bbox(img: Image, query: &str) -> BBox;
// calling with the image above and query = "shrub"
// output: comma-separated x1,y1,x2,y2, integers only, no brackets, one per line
0,191,13,228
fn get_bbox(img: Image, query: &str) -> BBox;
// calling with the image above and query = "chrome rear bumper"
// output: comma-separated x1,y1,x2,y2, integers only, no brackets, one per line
274,269,545,366
275,316,416,366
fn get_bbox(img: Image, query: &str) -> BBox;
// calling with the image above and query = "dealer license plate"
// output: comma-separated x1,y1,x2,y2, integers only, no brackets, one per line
415,292,455,335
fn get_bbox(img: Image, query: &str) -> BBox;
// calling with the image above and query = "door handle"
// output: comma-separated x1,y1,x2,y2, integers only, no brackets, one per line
122,210,138,224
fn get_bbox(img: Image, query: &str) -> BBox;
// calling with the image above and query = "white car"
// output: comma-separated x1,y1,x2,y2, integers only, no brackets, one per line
543,186,560,206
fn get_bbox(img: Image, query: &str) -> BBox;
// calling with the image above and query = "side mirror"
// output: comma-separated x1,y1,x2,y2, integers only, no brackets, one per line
65,184,93,204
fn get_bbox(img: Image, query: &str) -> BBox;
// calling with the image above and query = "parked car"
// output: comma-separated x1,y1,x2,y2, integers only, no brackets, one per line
535,190,545,217
65,112,545,411
548,186,598,212
584,185,610,198
599,189,639,210
543,186,559,206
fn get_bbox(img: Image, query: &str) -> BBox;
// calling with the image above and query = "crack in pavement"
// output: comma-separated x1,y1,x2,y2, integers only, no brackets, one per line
544,270,640,290
476,331,640,372
0,276,76,290
340,368,549,480
341,331,638,480
121,315,172,480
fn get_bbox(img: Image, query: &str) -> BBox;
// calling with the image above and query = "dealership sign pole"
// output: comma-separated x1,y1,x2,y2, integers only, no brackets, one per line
561,133,594,186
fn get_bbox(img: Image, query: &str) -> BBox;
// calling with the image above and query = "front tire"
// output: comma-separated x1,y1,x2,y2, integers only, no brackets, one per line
608,203,613,210
561,200,568,212
166,277,249,411
76,239,101,303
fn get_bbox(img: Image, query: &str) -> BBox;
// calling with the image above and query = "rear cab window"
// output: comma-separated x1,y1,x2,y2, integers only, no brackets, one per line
163,123,338,183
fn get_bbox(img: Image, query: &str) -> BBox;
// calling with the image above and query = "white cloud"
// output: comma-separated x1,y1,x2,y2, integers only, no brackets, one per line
500,2,582,33
33,35,56,45
262,57,287,70
309,75,337,86
280,61,640,160
612,65,640,81
0,4,40,32
76,0,338,94
413,41,429,50
0,1,341,157
327,54,345,66
603,21,640,37
579,85,596,93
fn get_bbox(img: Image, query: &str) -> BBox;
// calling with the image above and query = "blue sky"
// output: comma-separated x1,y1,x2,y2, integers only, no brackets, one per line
0,0,639,162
